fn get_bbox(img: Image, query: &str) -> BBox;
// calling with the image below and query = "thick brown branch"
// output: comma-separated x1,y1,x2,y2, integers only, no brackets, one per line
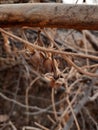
0,3,98,29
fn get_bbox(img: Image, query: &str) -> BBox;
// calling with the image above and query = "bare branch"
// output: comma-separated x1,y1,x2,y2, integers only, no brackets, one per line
0,3,98,29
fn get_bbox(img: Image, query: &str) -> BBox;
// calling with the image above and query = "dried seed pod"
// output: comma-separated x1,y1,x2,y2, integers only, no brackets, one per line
31,50,43,68
43,57,53,73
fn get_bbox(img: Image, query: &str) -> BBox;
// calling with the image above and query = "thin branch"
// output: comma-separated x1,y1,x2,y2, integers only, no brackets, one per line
0,92,44,111
35,122,49,130
51,88,58,121
66,98,80,130
0,28,98,61
0,28,98,78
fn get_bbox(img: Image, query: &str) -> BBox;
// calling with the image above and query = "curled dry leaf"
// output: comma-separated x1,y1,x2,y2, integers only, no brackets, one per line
29,48,61,84
50,77,64,88
44,73,55,87
44,73,64,88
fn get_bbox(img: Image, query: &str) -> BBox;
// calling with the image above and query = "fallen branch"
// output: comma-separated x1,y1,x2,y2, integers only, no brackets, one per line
0,3,98,29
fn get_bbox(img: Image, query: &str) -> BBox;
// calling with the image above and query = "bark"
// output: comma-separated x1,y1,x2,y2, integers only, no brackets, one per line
0,3,98,30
